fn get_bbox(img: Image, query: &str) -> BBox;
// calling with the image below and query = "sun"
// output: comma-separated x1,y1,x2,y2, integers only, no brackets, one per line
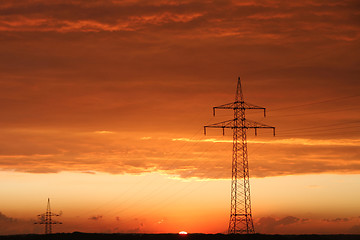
179,231,188,235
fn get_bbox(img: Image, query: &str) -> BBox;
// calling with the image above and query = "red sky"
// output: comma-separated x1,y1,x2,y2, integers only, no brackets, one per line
0,0,359,235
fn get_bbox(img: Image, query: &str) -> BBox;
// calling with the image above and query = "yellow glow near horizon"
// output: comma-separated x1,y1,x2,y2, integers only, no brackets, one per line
0,171,359,233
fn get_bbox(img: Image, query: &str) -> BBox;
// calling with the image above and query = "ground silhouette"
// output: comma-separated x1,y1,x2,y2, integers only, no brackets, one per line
0,233,359,240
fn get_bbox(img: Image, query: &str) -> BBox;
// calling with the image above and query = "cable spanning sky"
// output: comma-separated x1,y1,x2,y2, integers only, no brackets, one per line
0,0,359,235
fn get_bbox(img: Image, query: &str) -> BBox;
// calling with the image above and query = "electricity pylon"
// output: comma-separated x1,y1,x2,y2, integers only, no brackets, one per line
35,198,62,234
204,77,275,234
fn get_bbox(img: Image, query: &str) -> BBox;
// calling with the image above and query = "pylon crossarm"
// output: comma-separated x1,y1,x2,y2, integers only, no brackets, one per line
243,102,266,117
34,198,62,234
204,119,235,135
213,102,236,115
213,102,266,116
244,119,275,136
50,221,62,224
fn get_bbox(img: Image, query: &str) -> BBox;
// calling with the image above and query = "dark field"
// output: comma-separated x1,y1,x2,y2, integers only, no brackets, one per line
0,233,359,240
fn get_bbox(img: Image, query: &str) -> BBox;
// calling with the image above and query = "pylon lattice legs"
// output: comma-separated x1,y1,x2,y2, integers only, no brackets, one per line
204,77,275,234
35,198,61,234
228,108,255,234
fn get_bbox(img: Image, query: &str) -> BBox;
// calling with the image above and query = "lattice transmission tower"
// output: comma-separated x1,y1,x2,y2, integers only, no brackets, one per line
35,198,62,234
204,77,275,234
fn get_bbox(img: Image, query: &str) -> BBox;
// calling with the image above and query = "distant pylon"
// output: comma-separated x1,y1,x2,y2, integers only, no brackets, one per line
204,77,275,234
34,198,62,234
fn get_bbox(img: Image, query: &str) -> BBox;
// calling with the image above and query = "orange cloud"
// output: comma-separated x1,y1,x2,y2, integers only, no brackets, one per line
0,129,358,178
0,212,37,235
255,215,360,234
0,0,359,180
172,137,360,147
0,0,358,42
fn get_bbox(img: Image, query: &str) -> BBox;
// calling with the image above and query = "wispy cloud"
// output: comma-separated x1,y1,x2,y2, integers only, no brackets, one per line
172,137,360,147
323,217,350,222
255,215,360,234
0,130,359,178
0,0,358,42
0,212,36,235
256,216,300,232
88,215,103,221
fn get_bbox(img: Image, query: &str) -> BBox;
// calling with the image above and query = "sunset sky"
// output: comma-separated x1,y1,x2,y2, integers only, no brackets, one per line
0,0,360,235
